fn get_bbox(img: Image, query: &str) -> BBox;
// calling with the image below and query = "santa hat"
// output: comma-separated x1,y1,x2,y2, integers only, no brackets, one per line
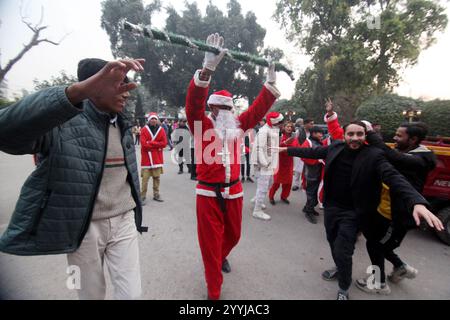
146,112,159,121
266,112,284,126
207,90,234,109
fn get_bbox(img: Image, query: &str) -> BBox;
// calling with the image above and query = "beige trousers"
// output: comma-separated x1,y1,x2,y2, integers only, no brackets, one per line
141,168,163,199
67,210,141,300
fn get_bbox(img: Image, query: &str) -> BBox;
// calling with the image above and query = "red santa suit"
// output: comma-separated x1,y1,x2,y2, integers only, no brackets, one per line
269,132,298,201
140,121,167,169
186,70,280,300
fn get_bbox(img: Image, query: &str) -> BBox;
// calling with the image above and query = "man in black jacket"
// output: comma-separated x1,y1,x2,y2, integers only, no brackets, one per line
355,122,437,295
278,121,443,300
0,58,147,299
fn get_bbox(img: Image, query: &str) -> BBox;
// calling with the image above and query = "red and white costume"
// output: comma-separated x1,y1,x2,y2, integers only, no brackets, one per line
140,116,168,169
186,70,279,300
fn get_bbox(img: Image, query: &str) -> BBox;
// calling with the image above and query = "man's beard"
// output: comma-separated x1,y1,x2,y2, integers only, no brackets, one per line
215,109,241,141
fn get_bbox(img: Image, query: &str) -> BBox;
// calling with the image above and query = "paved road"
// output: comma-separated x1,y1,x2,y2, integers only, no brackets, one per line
0,148,449,300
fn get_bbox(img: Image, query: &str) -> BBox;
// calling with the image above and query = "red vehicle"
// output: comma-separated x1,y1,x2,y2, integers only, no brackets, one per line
421,137,450,245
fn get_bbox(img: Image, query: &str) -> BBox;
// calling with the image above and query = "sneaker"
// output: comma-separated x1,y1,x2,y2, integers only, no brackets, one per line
281,198,290,204
292,186,299,191
222,259,231,273
153,196,164,202
336,290,349,300
304,211,317,224
261,203,266,210
246,177,254,183
141,198,147,206
252,210,271,221
322,267,338,281
355,277,391,295
388,264,418,283
178,171,183,174
269,198,276,205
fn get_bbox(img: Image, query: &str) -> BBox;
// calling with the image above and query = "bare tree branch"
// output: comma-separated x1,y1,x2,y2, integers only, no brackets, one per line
0,5,64,83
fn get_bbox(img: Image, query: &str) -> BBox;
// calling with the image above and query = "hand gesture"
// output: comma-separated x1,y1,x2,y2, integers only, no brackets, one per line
325,98,334,116
267,60,276,84
68,58,145,104
413,204,444,231
203,33,228,72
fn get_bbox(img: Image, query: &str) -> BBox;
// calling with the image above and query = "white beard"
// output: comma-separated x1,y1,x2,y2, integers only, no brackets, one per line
215,109,241,141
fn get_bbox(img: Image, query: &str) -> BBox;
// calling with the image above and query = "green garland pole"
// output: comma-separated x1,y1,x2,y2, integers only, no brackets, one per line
123,21,295,81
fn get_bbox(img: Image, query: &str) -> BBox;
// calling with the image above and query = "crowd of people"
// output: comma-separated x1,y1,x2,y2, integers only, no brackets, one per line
0,32,444,301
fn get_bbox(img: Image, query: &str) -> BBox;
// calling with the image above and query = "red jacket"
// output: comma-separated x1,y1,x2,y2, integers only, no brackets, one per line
140,125,168,169
273,133,298,184
186,70,280,198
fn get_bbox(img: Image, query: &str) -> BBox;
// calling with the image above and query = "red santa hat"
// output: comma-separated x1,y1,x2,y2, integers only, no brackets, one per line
266,112,284,127
207,90,234,109
146,112,159,121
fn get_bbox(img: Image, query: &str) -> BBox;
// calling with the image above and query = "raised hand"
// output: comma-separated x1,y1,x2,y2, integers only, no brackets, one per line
67,58,145,105
267,60,276,84
203,33,228,72
325,97,334,116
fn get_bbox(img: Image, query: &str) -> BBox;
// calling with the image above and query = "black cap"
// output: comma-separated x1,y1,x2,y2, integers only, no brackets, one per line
77,58,129,82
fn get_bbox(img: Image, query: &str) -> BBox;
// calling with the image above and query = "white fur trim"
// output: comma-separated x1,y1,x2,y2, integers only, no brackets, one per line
264,82,281,98
324,112,337,123
141,165,163,169
207,94,234,108
271,113,284,125
196,188,244,199
193,69,211,88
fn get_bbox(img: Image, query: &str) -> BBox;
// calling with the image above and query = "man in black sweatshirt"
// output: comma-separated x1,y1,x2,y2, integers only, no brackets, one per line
278,121,443,300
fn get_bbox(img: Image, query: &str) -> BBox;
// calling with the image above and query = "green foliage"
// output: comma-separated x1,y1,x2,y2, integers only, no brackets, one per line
33,70,77,91
355,94,418,141
422,99,450,137
276,0,448,122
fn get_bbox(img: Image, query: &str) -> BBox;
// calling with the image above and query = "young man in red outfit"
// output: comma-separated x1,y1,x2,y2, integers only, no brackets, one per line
185,33,280,300
140,112,167,203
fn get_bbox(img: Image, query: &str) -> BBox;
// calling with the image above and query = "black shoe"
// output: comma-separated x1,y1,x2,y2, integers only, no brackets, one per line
322,268,338,281
312,209,320,216
281,198,290,204
246,177,254,183
222,259,231,273
153,197,164,202
304,211,317,224
292,186,299,191
269,198,276,205
190,176,197,181
178,171,183,174
241,177,245,182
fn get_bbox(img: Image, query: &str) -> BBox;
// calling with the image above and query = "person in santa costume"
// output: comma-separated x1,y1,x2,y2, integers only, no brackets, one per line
140,112,167,203
251,111,285,221
185,33,280,300
268,121,298,205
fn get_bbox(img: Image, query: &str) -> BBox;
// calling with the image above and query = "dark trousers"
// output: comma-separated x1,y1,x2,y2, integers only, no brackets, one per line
324,207,360,291
363,214,407,283
189,148,197,179
241,153,250,178
178,149,185,172
304,178,321,212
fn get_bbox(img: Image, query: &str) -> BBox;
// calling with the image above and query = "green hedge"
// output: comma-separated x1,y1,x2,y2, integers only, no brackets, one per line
356,95,450,139
421,99,450,137
355,94,419,141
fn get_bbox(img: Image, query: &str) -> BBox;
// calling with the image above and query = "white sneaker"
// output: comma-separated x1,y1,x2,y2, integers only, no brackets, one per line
388,264,418,283
355,277,391,295
250,197,265,209
252,210,271,221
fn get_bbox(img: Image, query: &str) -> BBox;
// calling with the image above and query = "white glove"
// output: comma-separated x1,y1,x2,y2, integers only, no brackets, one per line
361,120,373,132
203,33,228,71
267,61,276,84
